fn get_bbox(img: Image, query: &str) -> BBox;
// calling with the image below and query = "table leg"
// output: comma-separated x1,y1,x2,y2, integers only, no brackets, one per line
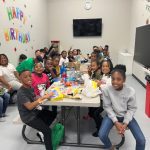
60,106,125,149
76,107,80,144
61,106,66,143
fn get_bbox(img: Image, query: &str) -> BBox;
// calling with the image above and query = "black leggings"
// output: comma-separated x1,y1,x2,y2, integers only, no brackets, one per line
92,106,104,130
26,110,57,150
88,100,104,130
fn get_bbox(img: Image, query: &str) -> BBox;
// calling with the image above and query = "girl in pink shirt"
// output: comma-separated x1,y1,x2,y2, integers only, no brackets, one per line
32,63,50,97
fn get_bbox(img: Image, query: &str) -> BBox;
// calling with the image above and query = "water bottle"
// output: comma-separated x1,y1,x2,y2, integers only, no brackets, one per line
60,63,65,76
70,67,75,81
61,62,67,83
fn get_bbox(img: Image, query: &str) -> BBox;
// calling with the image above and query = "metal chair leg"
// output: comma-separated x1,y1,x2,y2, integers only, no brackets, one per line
115,134,125,149
22,124,44,144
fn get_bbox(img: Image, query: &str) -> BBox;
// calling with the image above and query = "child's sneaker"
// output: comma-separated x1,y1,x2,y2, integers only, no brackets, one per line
37,132,44,142
82,114,92,120
0,117,6,122
109,145,116,150
92,130,99,137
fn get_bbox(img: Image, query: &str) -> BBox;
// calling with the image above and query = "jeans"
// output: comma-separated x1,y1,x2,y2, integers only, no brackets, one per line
99,116,145,150
26,109,57,150
0,93,10,117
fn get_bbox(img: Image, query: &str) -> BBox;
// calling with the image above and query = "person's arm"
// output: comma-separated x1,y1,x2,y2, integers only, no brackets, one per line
68,56,75,62
69,46,72,51
102,88,118,123
50,68,57,78
59,58,63,66
100,76,111,89
88,65,92,76
9,63,20,81
24,93,53,110
95,70,102,80
14,71,21,81
70,58,75,62
123,88,137,125
47,44,54,56
56,66,60,77
107,51,110,57
45,75,50,88
0,76,12,91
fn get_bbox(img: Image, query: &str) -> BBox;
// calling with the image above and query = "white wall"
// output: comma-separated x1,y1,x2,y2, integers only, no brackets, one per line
48,0,131,65
129,0,150,85
0,0,49,66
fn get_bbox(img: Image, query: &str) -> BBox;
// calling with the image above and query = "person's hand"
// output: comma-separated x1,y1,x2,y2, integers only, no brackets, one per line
101,80,106,84
42,92,54,99
37,92,54,104
88,65,91,72
7,85,13,92
120,123,127,135
48,92,54,97
96,80,101,87
49,66,53,71
114,121,124,135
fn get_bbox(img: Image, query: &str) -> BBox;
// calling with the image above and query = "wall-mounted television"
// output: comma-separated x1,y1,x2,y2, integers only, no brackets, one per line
134,25,150,68
73,18,102,37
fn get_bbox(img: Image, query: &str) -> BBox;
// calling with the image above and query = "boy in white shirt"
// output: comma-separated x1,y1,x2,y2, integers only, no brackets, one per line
59,50,69,66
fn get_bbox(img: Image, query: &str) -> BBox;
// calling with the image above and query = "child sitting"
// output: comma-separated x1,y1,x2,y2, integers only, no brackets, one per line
90,52,98,62
0,82,10,122
51,55,60,78
99,65,145,150
44,58,55,85
32,63,50,97
92,59,113,137
103,45,110,59
72,49,78,60
97,59,113,89
88,60,102,80
59,50,69,66
68,50,75,62
17,70,56,150
83,60,102,120
44,58,57,114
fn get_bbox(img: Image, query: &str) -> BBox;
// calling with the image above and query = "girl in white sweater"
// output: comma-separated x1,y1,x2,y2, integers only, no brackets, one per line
99,65,145,150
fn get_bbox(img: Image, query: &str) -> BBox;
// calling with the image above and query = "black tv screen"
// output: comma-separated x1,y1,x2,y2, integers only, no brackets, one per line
134,25,150,67
73,18,102,37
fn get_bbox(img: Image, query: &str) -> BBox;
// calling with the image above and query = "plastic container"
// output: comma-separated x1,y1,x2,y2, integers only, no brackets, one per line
68,67,75,81
60,63,67,83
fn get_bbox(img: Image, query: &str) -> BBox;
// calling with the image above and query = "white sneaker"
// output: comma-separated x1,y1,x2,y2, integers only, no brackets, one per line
37,132,44,142
0,117,6,122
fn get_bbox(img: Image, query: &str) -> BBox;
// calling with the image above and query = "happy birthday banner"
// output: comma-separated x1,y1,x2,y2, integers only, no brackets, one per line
2,0,16,2
7,7,27,24
4,28,30,43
